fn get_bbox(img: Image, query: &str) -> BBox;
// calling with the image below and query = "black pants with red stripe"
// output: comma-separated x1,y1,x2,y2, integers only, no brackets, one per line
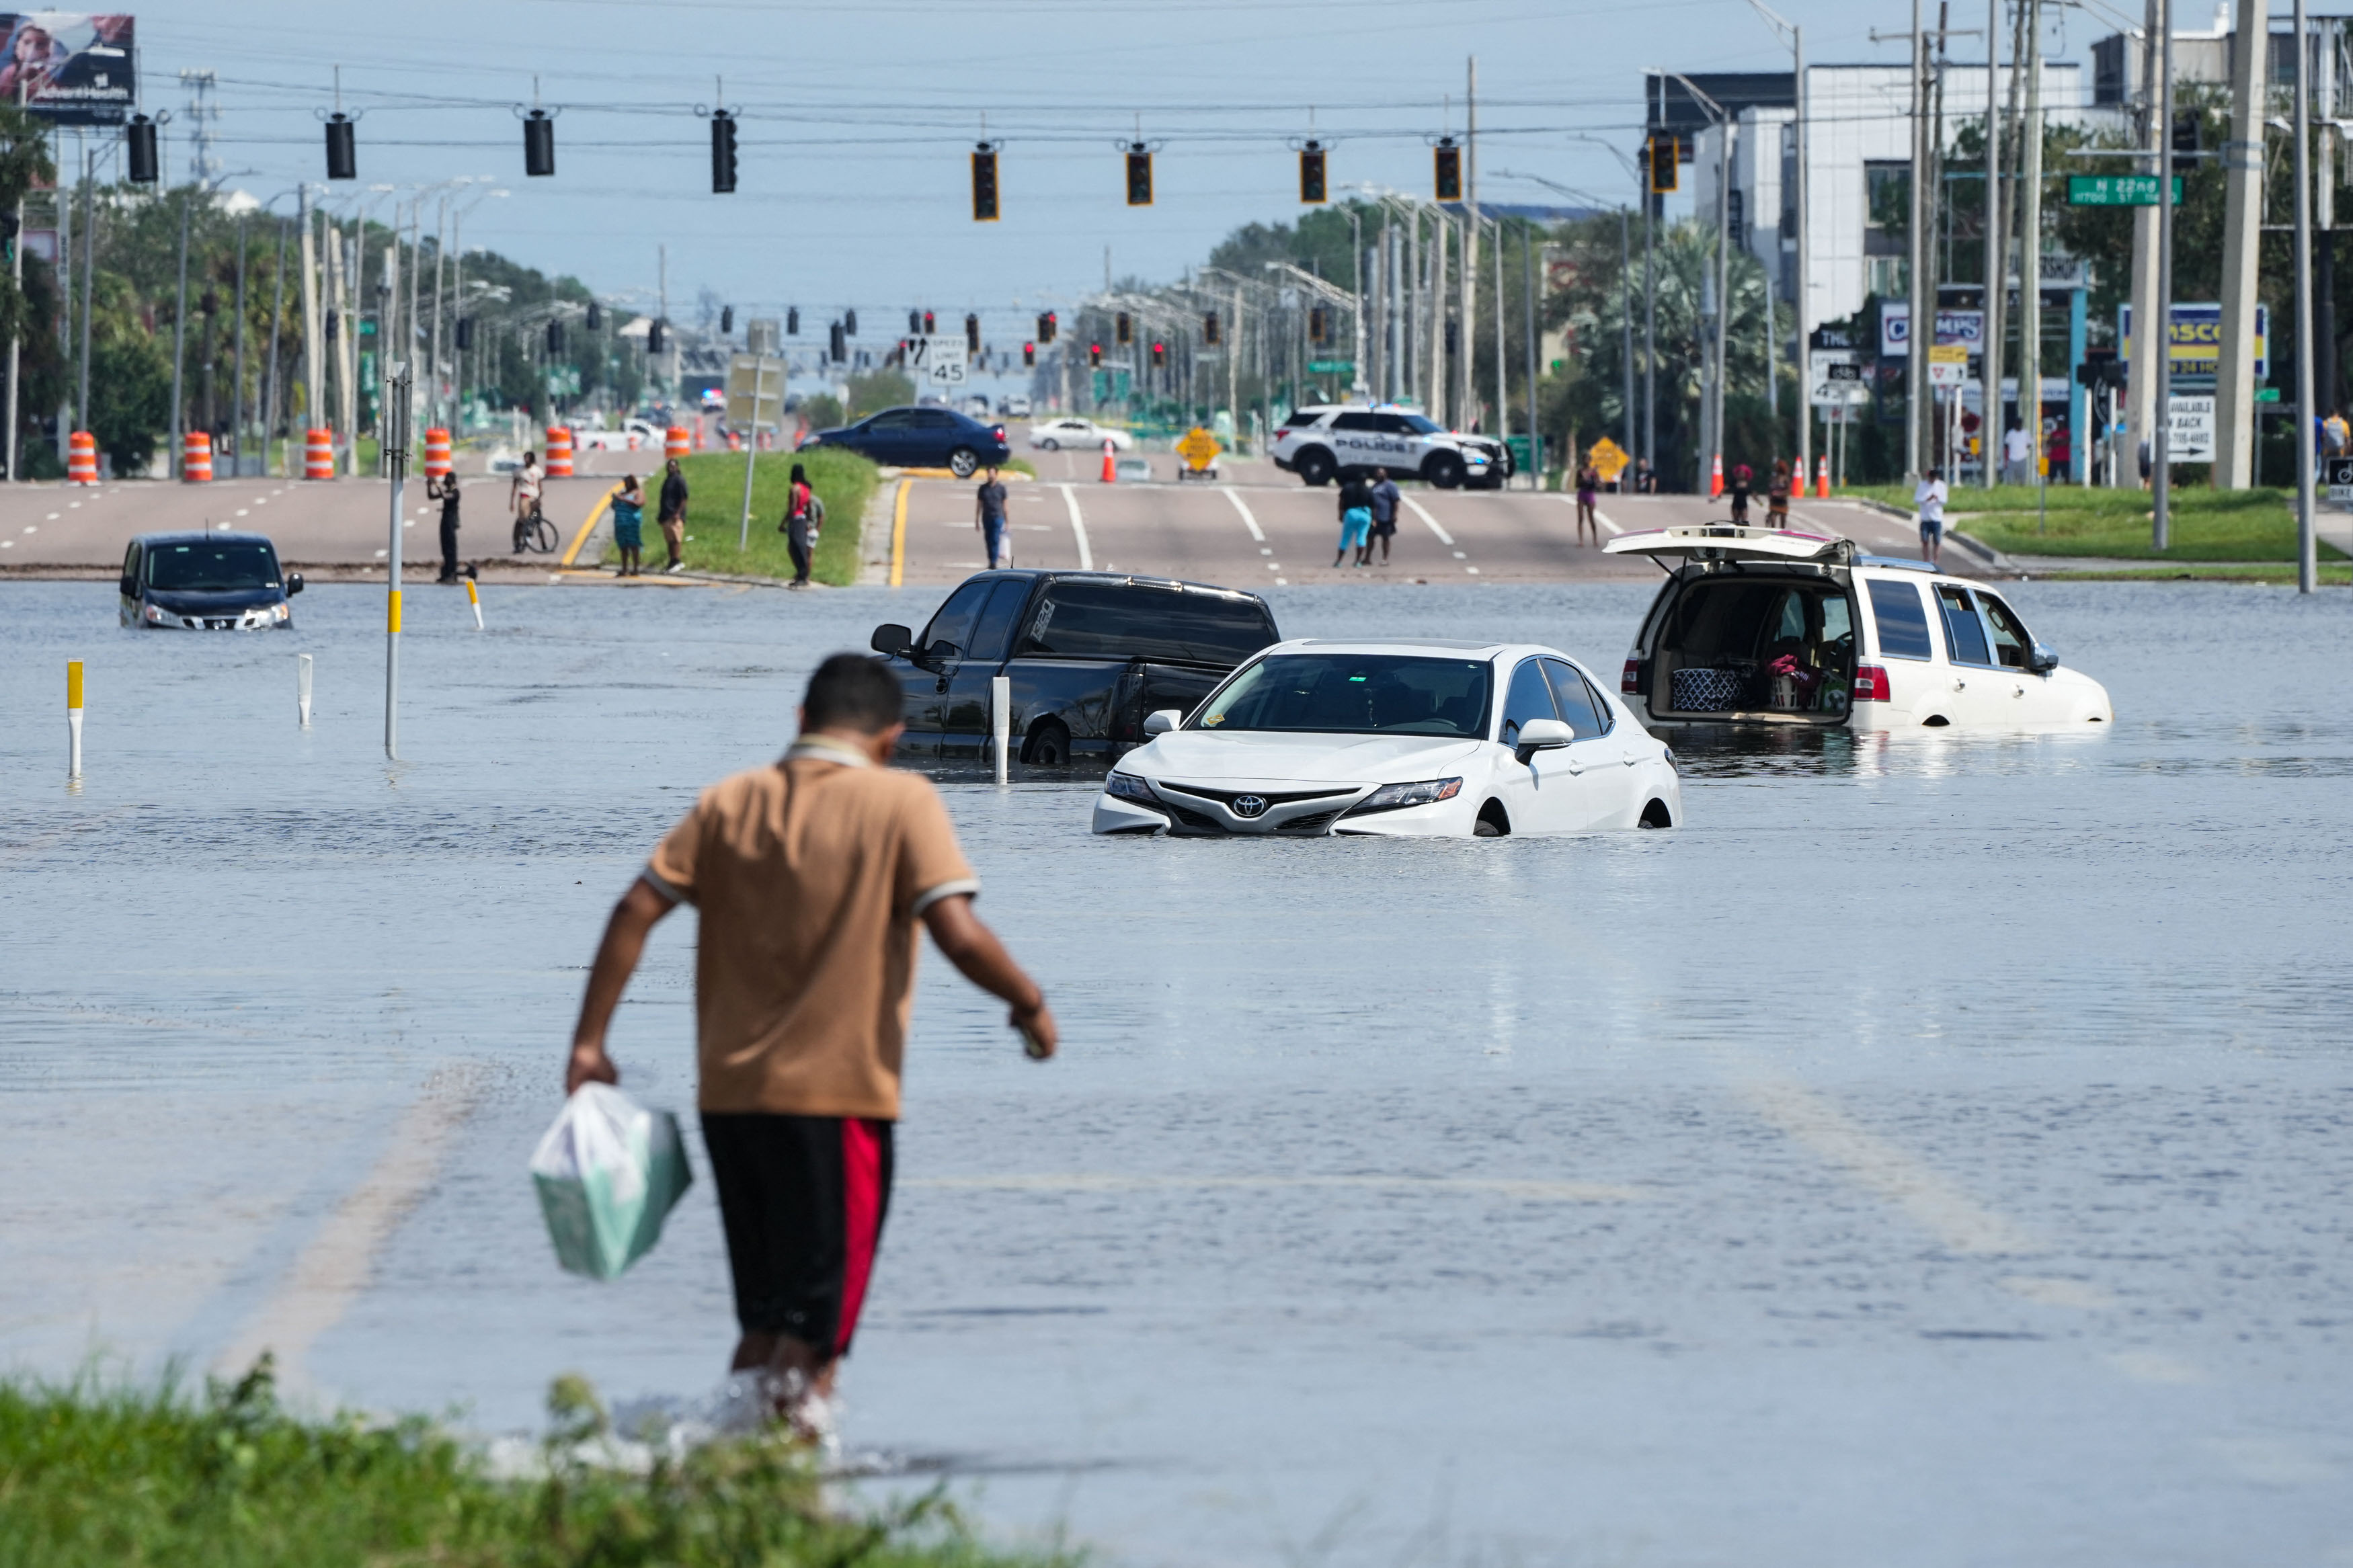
701,1113,894,1359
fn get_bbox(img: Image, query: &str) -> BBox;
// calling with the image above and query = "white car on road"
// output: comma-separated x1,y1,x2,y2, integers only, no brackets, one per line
1029,416,1133,453
1605,524,2113,731
1092,638,1681,837
1269,404,1508,490
572,418,664,452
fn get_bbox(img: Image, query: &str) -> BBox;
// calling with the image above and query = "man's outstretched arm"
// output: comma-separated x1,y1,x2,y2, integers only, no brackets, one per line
922,893,1058,1058
566,877,678,1092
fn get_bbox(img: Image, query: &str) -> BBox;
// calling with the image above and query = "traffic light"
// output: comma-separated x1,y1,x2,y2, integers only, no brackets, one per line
1150,340,1166,368
787,306,799,335
585,301,601,331
965,313,980,354
2171,110,2200,174
1023,341,1035,367
924,309,935,335
455,317,473,351
830,320,846,362
971,143,999,222
1088,341,1103,368
1308,306,1328,343
126,114,157,184
1202,311,1220,346
547,320,565,354
1647,133,1678,194
1115,312,1131,345
721,304,733,335
1433,136,1461,202
649,319,667,355
1125,142,1153,206
711,110,738,194
1038,310,1056,344
325,308,339,344
523,108,555,177
1299,140,1326,204
845,308,857,336
325,112,356,180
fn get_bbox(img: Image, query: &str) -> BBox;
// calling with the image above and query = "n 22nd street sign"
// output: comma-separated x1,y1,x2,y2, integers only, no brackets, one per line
904,335,968,386
2067,173,2182,206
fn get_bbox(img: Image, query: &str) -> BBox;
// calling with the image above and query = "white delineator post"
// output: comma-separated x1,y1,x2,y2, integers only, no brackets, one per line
992,674,1012,786
465,573,484,630
66,659,83,778
297,653,313,728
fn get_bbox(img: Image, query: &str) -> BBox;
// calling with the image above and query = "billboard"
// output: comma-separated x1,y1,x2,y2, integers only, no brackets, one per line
2117,302,2269,384
0,14,136,126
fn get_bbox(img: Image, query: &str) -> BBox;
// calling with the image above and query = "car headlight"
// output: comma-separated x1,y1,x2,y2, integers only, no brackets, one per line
1351,777,1464,814
1105,771,1157,803
143,603,171,624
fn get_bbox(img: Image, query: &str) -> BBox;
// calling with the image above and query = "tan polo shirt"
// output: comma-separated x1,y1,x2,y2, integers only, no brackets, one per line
643,737,979,1120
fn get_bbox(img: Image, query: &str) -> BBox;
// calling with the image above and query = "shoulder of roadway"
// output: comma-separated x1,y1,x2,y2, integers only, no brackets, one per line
1839,494,2016,575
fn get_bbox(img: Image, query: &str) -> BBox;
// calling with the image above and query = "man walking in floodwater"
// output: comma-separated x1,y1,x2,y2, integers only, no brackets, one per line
563,653,1058,1440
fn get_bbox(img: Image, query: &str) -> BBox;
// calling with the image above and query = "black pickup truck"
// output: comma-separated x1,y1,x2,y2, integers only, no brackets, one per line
870,570,1280,764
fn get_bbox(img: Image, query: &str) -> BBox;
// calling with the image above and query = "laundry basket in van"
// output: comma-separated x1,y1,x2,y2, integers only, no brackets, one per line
1670,666,1745,712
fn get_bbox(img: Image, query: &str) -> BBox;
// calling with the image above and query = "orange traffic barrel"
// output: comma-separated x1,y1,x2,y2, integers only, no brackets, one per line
725,429,742,452
305,428,335,479
544,426,574,478
1814,452,1831,497
183,431,213,483
66,429,97,485
664,425,690,460
422,427,452,479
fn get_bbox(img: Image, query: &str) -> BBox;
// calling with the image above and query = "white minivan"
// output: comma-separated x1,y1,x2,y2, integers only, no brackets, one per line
1604,525,2112,731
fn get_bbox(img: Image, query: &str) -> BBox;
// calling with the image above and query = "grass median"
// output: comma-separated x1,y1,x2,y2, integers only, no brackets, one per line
1839,483,2347,562
598,449,881,585
1,1360,1067,1568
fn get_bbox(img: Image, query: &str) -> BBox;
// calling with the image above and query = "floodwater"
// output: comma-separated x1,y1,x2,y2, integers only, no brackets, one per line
5,576,2352,1567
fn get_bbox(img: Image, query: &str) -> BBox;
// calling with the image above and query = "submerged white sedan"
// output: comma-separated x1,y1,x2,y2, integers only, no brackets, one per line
1092,638,1683,837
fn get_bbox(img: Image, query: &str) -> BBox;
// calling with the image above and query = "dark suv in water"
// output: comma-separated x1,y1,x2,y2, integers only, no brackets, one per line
120,532,303,629
799,405,1010,477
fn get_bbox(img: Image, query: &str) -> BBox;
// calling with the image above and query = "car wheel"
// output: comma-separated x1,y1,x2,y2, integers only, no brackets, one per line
1423,453,1466,490
1040,438,1060,451
1296,448,1336,487
1023,719,1072,766
1473,800,1511,837
1638,799,1674,829
948,448,980,479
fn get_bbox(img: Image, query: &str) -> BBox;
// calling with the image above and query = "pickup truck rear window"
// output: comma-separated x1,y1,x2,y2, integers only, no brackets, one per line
1019,582,1276,665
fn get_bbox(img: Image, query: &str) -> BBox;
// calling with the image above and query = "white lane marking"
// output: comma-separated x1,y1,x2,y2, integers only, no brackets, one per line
1058,483,1092,570
1741,1079,2036,1255
2000,1275,2116,1309
22,525,34,534
1466,566,1480,575
235,508,251,517
1556,495,1624,536
1,539,12,548
44,511,57,520
1259,547,1273,555
373,548,387,559
1275,576,1289,584
1401,494,1455,545
68,501,81,509
1451,550,1466,559
1221,486,1266,541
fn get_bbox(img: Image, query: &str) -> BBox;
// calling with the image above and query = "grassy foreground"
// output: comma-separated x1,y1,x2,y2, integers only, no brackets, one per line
598,449,881,585
1840,483,2346,562
0,1361,1066,1568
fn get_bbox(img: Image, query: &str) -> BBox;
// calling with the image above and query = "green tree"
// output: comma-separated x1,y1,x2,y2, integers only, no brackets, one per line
844,367,913,419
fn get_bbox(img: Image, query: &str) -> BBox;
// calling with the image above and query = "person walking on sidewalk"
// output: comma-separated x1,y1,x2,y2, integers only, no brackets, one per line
1572,459,1601,546
1366,468,1401,565
1915,465,1948,568
973,465,1009,570
1727,462,1753,524
1766,458,1792,527
564,653,1059,1441
1334,472,1373,567
657,457,690,573
510,452,543,553
610,475,646,577
784,463,820,587
430,472,463,583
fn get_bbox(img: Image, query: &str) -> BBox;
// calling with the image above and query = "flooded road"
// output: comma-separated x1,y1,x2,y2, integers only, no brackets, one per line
5,577,2351,1567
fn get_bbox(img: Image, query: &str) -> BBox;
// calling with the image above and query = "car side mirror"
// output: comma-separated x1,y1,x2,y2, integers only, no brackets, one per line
1143,708,1181,737
118,574,136,597
925,640,960,663
2027,641,2058,673
870,622,913,657
286,573,305,596
1513,716,1575,763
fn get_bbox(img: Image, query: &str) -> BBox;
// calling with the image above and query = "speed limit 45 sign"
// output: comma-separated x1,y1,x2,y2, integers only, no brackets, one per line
904,335,968,386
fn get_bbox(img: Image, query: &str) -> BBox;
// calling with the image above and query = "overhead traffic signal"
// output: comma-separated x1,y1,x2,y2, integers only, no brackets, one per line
924,309,936,335
845,308,857,336
1037,310,1056,344
649,319,667,355
1150,340,1166,368
971,142,999,222
585,301,601,331
1202,311,1220,346
711,110,738,194
1299,140,1326,205
126,114,157,184
455,317,473,351
1023,341,1035,367
547,321,564,353
523,108,555,177
1115,311,1131,345
721,304,733,335
1088,341,1103,367
2171,110,2200,174
787,306,799,335
1647,133,1679,195
1308,306,1328,343
1125,142,1153,206
325,112,356,180
830,320,846,362
965,313,980,354
1433,136,1461,202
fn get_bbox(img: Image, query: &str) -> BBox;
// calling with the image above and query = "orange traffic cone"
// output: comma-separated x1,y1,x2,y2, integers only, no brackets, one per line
1708,452,1724,499
1814,452,1831,497
1101,438,1117,483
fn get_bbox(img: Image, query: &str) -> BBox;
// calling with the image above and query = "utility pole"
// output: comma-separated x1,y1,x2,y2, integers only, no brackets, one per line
1983,0,2003,489
168,193,190,477
231,214,247,476
2022,0,2044,491
1462,57,1479,429
2294,0,2318,591
2125,0,2161,495
2212,0,2265,488
1644,126,1657,481
265,210,287,474
1792,20,1810,493
2155,0,2176,548
301,194,322,451
383,358,410,761
1907,0,1930,479
76,138,93,438
1712,116,1730,493
3,83,24,481
1493,214,1507,460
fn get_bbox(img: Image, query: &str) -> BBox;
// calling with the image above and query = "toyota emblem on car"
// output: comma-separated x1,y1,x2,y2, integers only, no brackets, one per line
1230,794,1268,819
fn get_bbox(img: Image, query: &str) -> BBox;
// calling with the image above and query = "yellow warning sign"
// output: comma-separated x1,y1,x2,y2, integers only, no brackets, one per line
1176,426,1222,471
1587,436,1630,482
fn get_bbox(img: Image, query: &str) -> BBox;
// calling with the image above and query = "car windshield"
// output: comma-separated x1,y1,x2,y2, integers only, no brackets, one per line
1398,413,1443,434
146,542,279,591
1197,653,1492,737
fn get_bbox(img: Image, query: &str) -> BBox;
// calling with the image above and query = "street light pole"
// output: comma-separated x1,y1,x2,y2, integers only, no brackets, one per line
2294,0,2317,591
1749,0,1810,491
2155,0,2175,548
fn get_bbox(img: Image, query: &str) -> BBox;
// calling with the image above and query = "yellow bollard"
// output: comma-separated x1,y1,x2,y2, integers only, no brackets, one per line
66,660,83,778
465,574,484,630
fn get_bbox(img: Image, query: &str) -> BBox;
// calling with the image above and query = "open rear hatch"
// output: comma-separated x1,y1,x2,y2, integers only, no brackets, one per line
1603,524,1851,565
1613,528,1860,727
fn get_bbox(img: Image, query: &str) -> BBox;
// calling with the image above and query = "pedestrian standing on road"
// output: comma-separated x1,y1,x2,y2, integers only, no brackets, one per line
1728,462,1753,524
973,465,1009,571
563,653,1059,1441
1634,458,1658,495
1367,468,1401,565
430,472,462,583
1766,458,1792,528
784,463,819,587
1915,465,1948,568
658,458,690,573
1572,460,1601,546
611,475,646,577
510,452,543,553
1334,472,1373,567
2001,420,2033,487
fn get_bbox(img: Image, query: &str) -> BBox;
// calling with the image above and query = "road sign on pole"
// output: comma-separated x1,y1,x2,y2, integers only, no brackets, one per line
1810,350,1862,407
727,350,786,550
2066,173,2182,206
1927,343,1970,388
905,334,969,386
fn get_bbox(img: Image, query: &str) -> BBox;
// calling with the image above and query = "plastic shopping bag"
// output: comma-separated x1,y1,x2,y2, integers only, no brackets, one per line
530,1082,693,1280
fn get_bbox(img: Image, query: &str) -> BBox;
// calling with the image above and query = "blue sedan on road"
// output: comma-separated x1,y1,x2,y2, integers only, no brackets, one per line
799,405,1010,477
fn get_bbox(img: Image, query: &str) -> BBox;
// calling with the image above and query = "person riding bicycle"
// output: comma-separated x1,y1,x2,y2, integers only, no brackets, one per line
510,450,544,553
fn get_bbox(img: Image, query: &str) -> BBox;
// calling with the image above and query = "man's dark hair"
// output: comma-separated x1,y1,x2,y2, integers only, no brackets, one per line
803,653,904,733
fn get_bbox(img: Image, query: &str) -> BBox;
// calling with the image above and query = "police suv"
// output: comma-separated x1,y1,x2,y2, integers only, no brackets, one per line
1269,405,1510,490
